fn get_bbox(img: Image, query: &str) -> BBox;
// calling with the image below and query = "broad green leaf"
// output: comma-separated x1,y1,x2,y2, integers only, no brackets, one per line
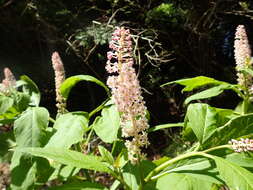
206,113,253,147
213,156,253,190
184,103,236,145
161,76,225,91
11,107,49,190
47,181,108,190
184,84,232,104
19,147,112,173
184,104,218,144
156,173,213,190
93,104,120,143
225,153,253,169
0,95,14,114
46,112,89,148
10,151,37,190
148,122,183,132
157,157,222,185
14,107,49,147
60,75,109,99
20,75,40,106
98,146,114,165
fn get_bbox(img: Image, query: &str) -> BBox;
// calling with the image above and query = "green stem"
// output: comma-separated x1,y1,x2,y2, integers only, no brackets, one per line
113,169,132,190
243,98,249,115
89,98,110,118
49,117,55,123
144,144,231,182
85,128,94,146
138,159,144,190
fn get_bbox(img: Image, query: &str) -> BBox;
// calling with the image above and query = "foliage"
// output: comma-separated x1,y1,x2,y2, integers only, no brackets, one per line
2,1,253,189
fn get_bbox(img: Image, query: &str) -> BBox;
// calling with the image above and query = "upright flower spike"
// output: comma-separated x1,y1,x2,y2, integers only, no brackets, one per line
234,25,252,89
1,67,16,94
106,27,149,164
51,52,67,114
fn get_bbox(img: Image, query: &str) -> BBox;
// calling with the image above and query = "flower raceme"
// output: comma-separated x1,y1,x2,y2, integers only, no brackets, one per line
229,138,253,152
0,67,16,94
106,27,149,163
234,25,253,91
2,67,16,88
51,52,67,114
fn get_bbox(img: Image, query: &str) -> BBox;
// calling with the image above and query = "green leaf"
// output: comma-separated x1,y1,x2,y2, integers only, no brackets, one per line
98,146,114,165
47,181,108,190
206,113,253,147
161,76,225,92
184,84,232,104
12,92,31,112
156,173,213,190
20,75,40,106
0,131,15,162
184,104,218,144
14,107,49,147
19,147,112,173
60,75,109,99
10,151,37,190
156,157,222,185
11,107,50,190
0,95,14,114
148,122,183,132
225,153,253,169
93,104,120,143
241,67,253,77
213,156,253,190
184,103,237,145
48,164,80,181
46,112,89,148
122,161,156,190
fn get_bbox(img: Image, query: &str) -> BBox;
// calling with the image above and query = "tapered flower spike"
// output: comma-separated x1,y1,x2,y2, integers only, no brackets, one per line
0,67,16,94
234,25,252,89
106,27,149,164
2,67,16,88
51,52,67,114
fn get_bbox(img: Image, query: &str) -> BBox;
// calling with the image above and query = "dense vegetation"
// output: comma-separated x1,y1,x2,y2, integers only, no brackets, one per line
1,0,253,189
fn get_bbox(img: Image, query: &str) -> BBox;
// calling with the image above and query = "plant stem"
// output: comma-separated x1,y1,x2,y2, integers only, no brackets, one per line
113,169,132,190
89,98,110,118
243,98,249,115
137,158,144,190
49,117,55,123
144,144,231,182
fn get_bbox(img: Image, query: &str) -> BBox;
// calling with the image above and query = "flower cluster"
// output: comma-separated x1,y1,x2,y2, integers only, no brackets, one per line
106,27,149,163
0,67,16,94
234,25,252,90
229,138,253,152
51,52,67,114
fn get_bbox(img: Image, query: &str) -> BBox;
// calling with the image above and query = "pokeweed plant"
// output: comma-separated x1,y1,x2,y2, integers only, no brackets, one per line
1,25,253,190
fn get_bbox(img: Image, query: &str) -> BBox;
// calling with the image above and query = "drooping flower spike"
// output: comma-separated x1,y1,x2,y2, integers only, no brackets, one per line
106,27,149,164
229,138,253,152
